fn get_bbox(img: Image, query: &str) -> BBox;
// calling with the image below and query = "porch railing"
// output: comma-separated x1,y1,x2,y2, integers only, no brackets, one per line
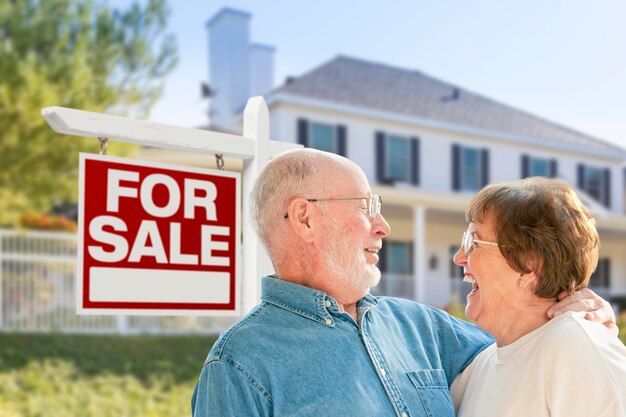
373,273,414,299
0,229,233,334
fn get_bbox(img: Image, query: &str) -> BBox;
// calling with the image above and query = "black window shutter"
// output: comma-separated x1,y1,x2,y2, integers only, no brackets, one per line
375,131,388,184
603,168,611,208
297,119,309,147
481,148,490,187
336,125,347,157
577,164,585,189
411,137,420,185
452,144,461,191
549,159,558,178
408,242,414,274
521,154,530,178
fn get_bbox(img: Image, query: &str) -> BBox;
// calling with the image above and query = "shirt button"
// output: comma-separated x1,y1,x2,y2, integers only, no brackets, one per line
325,318,333,325
401,413,408,417
379,367,386,377
324,300,331,308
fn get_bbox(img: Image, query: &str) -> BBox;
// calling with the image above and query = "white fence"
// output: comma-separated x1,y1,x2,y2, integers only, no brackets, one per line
0,229,235,334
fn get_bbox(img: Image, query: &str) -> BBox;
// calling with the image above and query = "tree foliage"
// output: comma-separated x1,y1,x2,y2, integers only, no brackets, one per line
0,0,178,226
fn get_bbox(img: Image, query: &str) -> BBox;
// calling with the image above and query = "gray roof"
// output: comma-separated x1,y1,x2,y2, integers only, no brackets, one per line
274,56,625,154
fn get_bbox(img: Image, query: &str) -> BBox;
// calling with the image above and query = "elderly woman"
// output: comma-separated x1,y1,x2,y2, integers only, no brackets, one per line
450,177,626,417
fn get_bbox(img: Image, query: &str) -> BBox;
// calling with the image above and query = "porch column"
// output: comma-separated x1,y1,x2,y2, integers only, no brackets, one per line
413,205,427,303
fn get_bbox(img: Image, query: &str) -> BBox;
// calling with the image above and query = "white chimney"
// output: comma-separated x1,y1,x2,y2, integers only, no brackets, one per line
206,8,251,131
249,44,275,97
206,8,275,132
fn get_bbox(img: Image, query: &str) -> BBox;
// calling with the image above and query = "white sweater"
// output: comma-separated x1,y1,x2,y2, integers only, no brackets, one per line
450,312,626,417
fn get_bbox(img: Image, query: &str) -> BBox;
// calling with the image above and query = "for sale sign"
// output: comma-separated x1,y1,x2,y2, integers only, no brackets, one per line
77,154,240,315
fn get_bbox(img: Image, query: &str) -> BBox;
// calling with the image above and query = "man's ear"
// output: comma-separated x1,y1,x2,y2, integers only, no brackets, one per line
286,198,316,242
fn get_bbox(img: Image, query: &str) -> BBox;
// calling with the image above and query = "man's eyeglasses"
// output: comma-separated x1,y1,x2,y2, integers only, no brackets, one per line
284,194,382,219
461,230,499,254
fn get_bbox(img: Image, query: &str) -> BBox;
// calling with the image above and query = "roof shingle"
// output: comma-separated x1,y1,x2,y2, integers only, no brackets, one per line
274,56,625,154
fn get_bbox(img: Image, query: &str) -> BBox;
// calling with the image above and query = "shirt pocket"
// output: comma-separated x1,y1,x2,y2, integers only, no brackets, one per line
407,369,455,417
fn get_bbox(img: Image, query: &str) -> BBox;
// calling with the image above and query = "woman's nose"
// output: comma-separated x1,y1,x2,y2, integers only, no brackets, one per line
453,246,466,266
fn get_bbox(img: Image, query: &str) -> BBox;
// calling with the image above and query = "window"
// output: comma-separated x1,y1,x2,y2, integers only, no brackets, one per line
530,158,550,177
376,132,419,185
521,155,557,178
449,245,463,279
310,122,336,153
461,148,481,190
449,245,470,303
590,258,610,289
386,242,412,274
586,166,603,200
577,164,611,207
297,119,346,156
386,135,411,181
452,145,489,192
374,241,413,299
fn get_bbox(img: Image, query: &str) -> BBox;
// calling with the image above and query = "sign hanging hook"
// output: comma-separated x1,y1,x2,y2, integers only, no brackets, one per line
215,153,224,170
98,137,109,155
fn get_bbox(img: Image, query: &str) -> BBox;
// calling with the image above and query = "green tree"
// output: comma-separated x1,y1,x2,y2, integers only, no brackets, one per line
0,0,177,226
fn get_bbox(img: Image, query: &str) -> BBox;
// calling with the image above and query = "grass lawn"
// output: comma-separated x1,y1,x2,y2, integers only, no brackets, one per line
0,333,217,417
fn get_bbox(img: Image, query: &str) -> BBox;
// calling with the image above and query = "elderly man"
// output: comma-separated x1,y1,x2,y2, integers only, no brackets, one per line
192,149,614,417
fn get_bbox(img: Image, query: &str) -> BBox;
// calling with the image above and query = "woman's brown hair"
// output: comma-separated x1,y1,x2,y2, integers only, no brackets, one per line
466,177,599,299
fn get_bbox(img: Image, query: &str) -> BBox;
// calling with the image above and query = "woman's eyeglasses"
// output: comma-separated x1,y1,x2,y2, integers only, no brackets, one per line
461,230,499,254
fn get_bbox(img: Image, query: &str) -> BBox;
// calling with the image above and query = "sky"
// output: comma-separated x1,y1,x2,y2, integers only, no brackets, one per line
142,0,626,150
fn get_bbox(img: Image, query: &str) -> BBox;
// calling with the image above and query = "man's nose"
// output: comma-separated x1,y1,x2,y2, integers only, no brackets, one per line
373,212,391,237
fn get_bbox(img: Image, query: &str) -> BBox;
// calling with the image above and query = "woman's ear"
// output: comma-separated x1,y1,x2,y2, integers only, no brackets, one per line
286,198,316,242
520,256,542,288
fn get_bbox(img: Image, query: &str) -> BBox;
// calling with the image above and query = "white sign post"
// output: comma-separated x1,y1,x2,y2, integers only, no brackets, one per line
42,97,299,316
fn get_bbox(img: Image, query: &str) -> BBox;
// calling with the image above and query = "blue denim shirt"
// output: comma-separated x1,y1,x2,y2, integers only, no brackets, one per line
192,276,493,417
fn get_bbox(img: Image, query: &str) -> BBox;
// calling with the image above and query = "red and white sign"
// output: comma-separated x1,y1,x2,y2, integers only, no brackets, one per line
77,154,240,315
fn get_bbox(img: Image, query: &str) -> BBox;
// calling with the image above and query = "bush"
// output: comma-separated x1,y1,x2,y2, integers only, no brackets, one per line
0,333,218,417
20,213,77,232
0,360,193,417
441,295,469,321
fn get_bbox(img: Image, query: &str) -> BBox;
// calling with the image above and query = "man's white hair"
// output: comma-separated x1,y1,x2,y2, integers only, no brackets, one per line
250,148,337,258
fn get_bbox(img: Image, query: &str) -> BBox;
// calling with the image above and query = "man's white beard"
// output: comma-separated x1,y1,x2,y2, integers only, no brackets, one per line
321,218,381,291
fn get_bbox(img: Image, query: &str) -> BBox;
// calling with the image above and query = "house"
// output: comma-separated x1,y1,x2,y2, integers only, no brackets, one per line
205,8,626,310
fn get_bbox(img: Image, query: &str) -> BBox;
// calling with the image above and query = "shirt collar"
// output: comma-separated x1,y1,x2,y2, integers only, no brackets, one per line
261,275,378,326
